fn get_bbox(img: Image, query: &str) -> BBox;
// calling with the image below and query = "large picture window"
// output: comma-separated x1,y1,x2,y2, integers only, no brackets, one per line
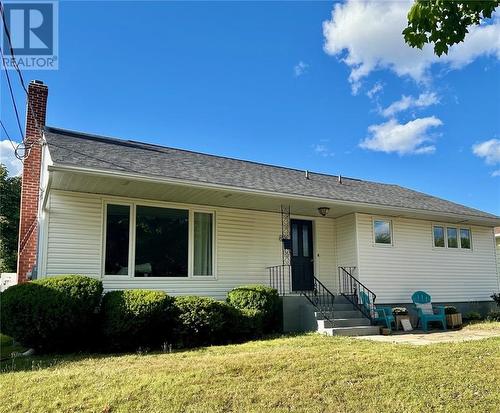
135,206,189,277
104,202,214,278
105,204,130,275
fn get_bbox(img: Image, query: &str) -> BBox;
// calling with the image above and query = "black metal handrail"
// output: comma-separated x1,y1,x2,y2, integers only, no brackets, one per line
338,266,376,321
301,275,336,323
267,264,291,296
268,264,335,323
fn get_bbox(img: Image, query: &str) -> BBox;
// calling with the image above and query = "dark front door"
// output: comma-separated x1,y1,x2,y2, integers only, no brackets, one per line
291,219,314,291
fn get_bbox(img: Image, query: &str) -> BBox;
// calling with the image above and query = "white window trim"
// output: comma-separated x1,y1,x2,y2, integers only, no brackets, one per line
431,223,472,251
102,200,217,280
446,226,459,249
459,227,473,250
190,209,217,278
432,225,446,248
372,217,393,247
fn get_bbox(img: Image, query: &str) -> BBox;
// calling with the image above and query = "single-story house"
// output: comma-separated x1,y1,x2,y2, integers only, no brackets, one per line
17,81,500,334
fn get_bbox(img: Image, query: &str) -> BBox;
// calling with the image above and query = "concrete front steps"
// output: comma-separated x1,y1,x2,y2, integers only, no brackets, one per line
314,295,380,336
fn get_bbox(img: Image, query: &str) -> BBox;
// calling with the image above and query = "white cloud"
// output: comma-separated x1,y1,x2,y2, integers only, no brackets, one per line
381,92,439,117
322,0,500,93
360,116,442,155
294,61,309,77
366,82,383,99
312,143,334,157
491,169,500,177
0,139,22,176
472,139,500,165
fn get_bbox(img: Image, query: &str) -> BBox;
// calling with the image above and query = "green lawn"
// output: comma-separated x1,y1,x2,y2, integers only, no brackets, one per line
0,329,499,413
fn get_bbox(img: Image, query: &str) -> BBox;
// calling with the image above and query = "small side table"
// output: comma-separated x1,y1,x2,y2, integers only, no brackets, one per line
395,315,411,331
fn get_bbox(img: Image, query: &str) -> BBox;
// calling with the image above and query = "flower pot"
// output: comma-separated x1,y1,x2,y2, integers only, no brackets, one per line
446,313,462,328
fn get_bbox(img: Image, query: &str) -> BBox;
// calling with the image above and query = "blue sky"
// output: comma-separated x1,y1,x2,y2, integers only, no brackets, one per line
1,1,499,215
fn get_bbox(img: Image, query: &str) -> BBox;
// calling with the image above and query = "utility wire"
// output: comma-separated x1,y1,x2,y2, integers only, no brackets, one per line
0,1,45,160
0,118,20,156
0,46,24,139
0,1,27,95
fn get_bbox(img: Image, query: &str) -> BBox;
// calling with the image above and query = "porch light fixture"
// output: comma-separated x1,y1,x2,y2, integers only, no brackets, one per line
318,207,330,217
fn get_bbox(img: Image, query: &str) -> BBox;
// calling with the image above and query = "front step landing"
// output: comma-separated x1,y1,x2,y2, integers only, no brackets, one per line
320,325,381,337
313,295,380,336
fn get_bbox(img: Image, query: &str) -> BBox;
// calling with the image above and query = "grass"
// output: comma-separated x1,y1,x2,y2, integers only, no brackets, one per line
0,330,499,413
462,320,500,331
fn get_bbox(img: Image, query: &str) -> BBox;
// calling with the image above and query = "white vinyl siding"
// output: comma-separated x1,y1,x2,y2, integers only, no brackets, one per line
314,217,336,292
356,213,498,303
335,214,358,269
44,192,103,277
42,191,338,299
496,236,500,280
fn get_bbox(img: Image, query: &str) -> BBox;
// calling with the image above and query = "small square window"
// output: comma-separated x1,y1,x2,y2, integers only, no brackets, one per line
447,227,458,248
374,220,392,245
460,228,471,249
433,226,445,247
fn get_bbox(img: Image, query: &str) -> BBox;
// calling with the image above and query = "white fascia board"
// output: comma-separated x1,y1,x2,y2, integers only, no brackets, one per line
47,163,500,227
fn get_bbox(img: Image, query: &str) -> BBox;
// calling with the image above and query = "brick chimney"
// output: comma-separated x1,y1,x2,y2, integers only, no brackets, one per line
17,80,48,282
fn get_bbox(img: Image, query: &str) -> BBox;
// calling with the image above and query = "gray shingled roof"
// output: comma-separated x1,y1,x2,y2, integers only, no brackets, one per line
44,127,498,220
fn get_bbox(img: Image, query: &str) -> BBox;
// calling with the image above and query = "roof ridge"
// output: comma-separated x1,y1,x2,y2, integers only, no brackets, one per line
44,126,372,183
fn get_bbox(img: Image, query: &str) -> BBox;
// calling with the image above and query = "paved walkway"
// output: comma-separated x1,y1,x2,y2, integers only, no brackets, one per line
356,327,500,345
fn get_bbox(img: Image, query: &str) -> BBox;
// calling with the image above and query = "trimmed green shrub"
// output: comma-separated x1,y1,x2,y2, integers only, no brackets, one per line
0,275,103,352
101,290,175,351
174,296,237,347
491,293,500,307
237,308,265,338
486,310,500,322
444,306,458,315
227,285,281,333
465,311,482,321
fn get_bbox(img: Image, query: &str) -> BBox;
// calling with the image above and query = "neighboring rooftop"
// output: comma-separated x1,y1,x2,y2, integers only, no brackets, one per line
44,126,498,220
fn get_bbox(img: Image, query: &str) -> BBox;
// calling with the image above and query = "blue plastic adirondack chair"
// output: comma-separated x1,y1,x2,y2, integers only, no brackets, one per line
411,291,446,332
360,291,395,332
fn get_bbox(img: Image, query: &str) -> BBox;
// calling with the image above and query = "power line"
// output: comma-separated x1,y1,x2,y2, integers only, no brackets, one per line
0,1,27,95
0,118,20,156
0,1,45,160
0,46,24,139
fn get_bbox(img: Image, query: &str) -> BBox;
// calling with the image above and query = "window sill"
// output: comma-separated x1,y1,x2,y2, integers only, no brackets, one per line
372,243,394,248
102,275,218,280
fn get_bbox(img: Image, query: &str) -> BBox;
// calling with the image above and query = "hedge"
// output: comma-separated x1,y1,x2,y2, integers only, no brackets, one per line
0,275,102,352
174,296,239,347
0,278,281,353
101,290,176,351
227,285,281,333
